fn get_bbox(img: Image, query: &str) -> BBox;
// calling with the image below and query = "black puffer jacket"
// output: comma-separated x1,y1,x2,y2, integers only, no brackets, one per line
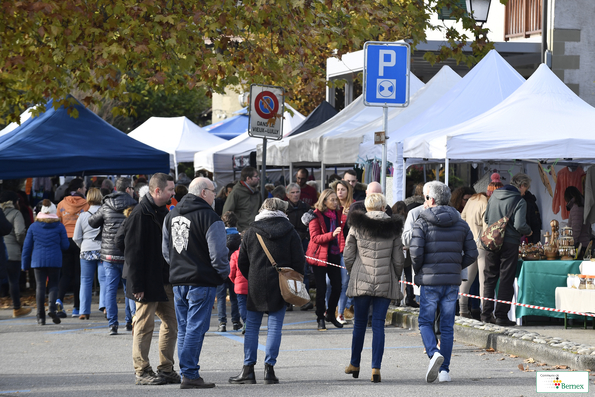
239,215,304,312
410,205,477,286
286,200,310,241
523,190,542,244
88,191,137,263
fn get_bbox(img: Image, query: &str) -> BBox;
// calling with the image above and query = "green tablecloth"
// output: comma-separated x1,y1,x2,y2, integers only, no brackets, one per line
516,260,582,319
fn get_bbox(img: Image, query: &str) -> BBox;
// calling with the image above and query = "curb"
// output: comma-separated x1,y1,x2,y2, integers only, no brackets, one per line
387,306,595,371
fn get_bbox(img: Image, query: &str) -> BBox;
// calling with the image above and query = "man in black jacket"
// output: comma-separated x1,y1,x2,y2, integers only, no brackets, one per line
123,173,177,386
88,177,137,335
163,177,229,389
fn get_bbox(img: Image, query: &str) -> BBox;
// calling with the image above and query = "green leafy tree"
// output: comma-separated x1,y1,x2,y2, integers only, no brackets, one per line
0,0,504,122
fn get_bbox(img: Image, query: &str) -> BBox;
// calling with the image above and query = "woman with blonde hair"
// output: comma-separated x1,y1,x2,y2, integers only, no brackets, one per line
73,187,105,319
305,189,345,331
344,193,404,382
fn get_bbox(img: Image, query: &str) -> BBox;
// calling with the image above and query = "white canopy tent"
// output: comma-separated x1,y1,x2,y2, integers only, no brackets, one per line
0,108,34,137
194,105,305,187
128,116,226,176
285,74,425,166
403,64,595,235
388,50,525,200
322,66,460,165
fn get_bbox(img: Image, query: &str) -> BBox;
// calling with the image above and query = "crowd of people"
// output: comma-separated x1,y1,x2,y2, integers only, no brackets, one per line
4,165,585,388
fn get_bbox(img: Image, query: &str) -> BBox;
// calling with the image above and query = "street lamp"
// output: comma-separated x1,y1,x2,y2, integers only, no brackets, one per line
465,0,491,23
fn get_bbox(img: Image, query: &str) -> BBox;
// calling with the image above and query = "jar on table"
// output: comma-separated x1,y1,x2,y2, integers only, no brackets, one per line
567,274,578,289
578,274,588,290
587,276,595,290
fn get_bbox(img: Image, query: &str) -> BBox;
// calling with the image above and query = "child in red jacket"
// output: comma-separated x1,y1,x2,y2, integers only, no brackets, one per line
229,247,248,334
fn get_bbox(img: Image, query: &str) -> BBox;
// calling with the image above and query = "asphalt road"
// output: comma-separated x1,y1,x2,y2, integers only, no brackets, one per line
0,304,553,397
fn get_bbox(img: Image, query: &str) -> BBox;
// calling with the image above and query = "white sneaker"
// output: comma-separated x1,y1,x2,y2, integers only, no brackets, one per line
336,314,346,325
438,370,452,382
426,352,444,383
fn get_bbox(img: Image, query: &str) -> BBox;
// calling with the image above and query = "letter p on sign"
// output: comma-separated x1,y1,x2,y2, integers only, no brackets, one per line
378,50,396,76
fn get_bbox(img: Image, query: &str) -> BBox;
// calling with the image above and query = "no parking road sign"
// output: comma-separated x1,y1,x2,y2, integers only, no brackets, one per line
363,42,410,107
249,84,285,140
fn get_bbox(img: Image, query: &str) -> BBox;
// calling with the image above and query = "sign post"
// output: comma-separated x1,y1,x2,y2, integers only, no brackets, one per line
363,42,410,193
248,84,285,200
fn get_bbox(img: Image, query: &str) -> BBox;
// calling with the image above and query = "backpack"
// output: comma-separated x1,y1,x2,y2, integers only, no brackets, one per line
480,196,521,252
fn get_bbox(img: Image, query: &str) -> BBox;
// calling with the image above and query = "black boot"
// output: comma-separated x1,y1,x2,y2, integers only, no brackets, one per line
317,318,327,331
325,315,344,329
228,365,256,384
264,364,279,384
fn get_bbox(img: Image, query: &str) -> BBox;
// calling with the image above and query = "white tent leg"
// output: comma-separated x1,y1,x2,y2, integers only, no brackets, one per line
445,158,449,186
321,163,326,193
289,164,293,183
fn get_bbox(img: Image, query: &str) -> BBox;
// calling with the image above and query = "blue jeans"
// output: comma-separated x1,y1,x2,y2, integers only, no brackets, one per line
237,294,247,324
244,307,286,366
125,295,136,324
79,259,106,316
174,285,216,380
350,296,391,369
216,279,240,324
103,261,124,327
418,285,459,373
337,256,352,315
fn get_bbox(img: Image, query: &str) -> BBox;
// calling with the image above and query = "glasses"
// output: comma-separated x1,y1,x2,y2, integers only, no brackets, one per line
204,188,216,194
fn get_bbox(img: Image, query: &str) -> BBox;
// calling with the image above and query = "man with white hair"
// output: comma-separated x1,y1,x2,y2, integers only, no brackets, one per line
410,181,477,384
163,177,229,389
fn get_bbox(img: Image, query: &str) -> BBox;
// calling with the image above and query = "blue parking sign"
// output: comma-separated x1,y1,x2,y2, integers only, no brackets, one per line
363,42,410,107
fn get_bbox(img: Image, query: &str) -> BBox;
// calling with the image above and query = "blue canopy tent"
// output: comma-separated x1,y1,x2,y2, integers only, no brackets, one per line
0,97,169,179
204,113,249,140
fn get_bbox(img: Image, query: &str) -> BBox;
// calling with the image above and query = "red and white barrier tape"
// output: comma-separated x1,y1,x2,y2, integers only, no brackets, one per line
305,255,595,318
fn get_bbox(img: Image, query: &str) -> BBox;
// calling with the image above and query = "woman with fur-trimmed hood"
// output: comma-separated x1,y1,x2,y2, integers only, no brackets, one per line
343,193,404,383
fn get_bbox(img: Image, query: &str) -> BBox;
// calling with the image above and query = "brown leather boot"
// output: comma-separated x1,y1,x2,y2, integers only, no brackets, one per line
13,307,32,318
345,364,360,378
371,368,381,383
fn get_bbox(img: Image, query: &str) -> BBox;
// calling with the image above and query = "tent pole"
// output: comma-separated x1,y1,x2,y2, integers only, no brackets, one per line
445,158,449,186
174,153,179,181
289,163,293,183
402,158,407,201
321,163,326,193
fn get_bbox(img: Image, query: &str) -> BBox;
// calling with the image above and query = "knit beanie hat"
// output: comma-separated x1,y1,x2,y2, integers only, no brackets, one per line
487,173,503,197
37,199,58,219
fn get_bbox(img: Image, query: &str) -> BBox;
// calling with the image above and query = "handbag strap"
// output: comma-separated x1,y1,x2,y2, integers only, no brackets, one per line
256,233,278,268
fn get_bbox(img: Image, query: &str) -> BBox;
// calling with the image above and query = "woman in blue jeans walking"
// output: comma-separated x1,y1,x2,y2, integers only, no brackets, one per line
73,188,105,320
229,198,304,385
343,193,404,383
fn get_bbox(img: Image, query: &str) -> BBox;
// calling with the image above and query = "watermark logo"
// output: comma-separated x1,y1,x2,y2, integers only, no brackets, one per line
537,372,589,393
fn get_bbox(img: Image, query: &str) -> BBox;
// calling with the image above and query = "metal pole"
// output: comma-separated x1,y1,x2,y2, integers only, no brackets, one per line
542,0,548,64
445,158,450,186
289,163,293,183
381,106,388,193
402,158,407,201
261,137,267,200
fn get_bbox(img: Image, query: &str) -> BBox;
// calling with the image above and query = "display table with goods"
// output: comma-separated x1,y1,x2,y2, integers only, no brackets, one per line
516,260,583,322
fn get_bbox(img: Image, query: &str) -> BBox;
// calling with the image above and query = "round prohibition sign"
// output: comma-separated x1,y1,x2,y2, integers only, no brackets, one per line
254,91,279,119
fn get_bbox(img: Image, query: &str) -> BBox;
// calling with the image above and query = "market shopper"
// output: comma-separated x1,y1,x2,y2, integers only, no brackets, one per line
222,166,261,232
21,200,69,325
0,191,31,318
88,177,137,335
72,188,105,320
410,181,477,383
343,193,404,383
125,173,179,386
564,186,592,257
56,178,89,318
305,189,345,331
296,168,318,207
482,173,532,326
459,192,489,318
229,198,304,385
163,177,228,389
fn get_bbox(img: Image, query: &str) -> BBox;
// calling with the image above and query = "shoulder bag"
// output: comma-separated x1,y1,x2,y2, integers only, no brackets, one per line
480,196,522,252
256,233,311,307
